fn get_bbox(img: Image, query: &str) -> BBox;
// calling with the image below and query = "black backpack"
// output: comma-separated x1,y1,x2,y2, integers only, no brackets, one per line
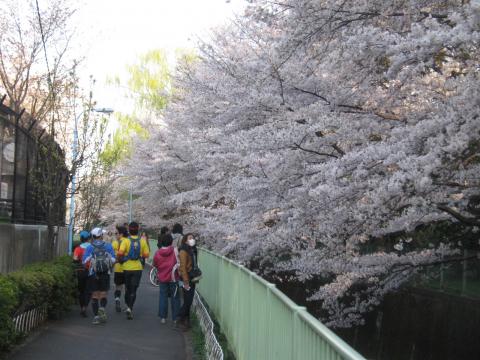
91,242,111,274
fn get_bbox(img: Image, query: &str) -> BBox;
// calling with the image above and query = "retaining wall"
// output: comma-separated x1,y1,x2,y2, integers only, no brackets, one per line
0,224,68,273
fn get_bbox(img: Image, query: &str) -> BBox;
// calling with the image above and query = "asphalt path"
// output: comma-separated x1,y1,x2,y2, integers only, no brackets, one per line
8,269,187,360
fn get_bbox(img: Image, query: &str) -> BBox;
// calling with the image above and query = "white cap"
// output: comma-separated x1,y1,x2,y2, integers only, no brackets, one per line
91,227,105,237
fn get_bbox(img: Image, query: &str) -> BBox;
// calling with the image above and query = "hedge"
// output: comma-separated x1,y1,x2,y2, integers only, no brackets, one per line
0,256,75,352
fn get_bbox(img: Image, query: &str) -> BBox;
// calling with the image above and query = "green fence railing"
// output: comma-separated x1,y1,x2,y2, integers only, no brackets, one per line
197,248,366,360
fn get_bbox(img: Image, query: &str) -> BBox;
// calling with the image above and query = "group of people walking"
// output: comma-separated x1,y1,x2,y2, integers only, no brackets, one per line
72,221,201,330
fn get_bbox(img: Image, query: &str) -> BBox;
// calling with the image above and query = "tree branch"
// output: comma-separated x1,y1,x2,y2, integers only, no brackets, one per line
293,142,339,158
438,205,480,226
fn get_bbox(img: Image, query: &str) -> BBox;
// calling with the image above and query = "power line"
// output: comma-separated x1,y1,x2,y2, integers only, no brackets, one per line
34,0,56,135
34,0,52,87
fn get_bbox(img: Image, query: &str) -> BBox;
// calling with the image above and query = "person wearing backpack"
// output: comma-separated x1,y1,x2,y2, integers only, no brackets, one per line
153,233,180,324
177,233,201,330
73,230,91,317
112,225,128,312
117,221,150,320
82,227,116,325
171,223,183,249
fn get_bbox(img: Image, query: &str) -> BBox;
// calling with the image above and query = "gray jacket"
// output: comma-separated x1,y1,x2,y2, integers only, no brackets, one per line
172,233,183,249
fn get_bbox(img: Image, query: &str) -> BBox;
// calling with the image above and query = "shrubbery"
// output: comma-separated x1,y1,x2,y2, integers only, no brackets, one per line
0,256,75,352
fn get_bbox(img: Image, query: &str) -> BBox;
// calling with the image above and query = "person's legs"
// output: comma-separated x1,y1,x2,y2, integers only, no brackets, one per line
91,289,101,325
170,282,180,322
77,273,84,305
185,283,195,323
98,291,108,322
91,294,99,315
124,271,133,310
87,275,100,324
128,270,142,310
179,283,195,328
124,271,139,309
114,272,124,312
96,274,110,323
100,294,107,308
77,271,89,316
124,270,142,319
158,283,168,321
82,275,91,310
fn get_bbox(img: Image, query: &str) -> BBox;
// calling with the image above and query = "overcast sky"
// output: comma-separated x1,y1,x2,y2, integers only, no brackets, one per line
73,0,245,113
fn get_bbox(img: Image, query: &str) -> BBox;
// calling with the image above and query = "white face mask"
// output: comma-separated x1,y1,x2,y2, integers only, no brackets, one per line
187,238,196,247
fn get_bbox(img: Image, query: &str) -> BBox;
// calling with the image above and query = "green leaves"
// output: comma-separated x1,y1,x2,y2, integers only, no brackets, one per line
0,275,18,352
100,113,148,166
126,49,172,113
0,256,75,351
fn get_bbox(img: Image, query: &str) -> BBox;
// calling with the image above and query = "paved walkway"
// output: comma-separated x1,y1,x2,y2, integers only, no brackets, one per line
9,270,187,360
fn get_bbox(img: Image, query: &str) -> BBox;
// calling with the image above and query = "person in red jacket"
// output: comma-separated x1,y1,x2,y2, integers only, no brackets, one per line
73,230,91,317
153,233,180,324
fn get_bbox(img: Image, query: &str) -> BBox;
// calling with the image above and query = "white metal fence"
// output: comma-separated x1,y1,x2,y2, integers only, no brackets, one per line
193,291,224,360
13,304,48,334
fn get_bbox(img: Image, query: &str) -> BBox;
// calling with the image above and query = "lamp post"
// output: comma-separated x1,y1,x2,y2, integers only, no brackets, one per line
128,184,133,223
68,107,114,255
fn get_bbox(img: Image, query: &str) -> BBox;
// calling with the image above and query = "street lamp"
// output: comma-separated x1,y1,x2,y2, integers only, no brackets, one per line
128,184,133,223
68,107,114,255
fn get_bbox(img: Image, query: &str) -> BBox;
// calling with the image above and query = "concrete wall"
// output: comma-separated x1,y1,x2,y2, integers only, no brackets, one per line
0,224,68,273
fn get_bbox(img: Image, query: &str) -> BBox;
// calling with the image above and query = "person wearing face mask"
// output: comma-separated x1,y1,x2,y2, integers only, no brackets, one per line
177,233,198,330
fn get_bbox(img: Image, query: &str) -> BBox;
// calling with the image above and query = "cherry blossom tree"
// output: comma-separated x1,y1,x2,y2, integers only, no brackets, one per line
106,0,480,327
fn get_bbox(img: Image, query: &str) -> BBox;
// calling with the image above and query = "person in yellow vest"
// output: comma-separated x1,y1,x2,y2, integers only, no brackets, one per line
112,225,128,312
117,221,150,320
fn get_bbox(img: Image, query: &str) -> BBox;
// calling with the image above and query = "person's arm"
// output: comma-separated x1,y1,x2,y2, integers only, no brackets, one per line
107,243,116,263
141,238,150,259
112,240,118,255
179,250,190,288
73,247,81,262
82,245,92,266
117,239,127,262
153,251,161,269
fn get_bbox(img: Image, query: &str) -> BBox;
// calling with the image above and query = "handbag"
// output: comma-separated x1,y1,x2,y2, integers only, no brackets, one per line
189,252,202,283
189,267,202,283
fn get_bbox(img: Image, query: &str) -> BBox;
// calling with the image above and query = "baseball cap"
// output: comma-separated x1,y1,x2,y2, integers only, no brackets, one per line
79,230,90,240
91,227,106,238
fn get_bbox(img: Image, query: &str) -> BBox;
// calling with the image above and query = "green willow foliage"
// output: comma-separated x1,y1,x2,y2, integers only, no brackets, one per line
100,113,149,167
127,49,172,113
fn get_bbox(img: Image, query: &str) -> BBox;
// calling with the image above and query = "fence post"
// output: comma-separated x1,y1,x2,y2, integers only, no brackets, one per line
293,305,307,359
266,283,275,360
249,273,255,360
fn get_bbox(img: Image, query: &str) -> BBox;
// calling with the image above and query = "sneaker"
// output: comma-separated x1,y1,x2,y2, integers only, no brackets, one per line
126,308,133,320
80,309,87,318
160,318,166,324
98,307,107,323
115,298,121,313
92,316,101,325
